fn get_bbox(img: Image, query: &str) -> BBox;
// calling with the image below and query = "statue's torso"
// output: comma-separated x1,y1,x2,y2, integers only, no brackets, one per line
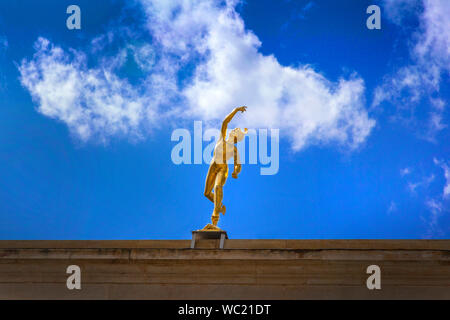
212,138,234,164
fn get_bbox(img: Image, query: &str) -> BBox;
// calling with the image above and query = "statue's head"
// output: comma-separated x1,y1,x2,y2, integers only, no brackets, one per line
228,128,248,143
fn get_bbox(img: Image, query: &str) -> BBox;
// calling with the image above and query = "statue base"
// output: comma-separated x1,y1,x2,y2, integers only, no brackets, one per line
191,228,228,249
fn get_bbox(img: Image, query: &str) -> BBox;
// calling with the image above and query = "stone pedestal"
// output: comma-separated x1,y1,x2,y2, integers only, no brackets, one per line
191,230,228,249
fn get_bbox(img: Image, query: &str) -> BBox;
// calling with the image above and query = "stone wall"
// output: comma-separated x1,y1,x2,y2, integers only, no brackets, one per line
0,240,448,299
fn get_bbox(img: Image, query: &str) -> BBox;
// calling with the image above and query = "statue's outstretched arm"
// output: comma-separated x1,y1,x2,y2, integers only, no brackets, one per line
221,106,247,139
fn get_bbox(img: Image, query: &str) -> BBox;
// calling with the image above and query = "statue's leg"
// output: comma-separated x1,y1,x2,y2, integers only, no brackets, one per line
212,184,223,226
212,166,228,226
204,163,217,203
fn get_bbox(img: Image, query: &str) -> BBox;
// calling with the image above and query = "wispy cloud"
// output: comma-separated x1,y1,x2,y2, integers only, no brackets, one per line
0,36,7,50
433,158,450,198
19,0,374,151
407,174,434,193
281,1,316,31
298,1,316,20
422,198,444,238
374,0,449,139
400,167,411,177
382,0,422,25
387,201,397,214
417,157,450,238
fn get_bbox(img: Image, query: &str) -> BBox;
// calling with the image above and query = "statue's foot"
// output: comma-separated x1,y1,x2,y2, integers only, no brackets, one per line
201,223,222,231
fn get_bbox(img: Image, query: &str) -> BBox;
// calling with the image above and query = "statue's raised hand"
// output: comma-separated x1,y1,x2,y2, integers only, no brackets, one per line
236,106,247,113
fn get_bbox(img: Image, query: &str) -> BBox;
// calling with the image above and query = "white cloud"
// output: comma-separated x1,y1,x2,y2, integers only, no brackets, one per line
374,0,449,136
413,0,450,70
140,0,375,151
19,0,375,150
19,38,156,142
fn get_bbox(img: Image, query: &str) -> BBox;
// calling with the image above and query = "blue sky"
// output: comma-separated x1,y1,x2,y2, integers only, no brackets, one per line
0,0,449,239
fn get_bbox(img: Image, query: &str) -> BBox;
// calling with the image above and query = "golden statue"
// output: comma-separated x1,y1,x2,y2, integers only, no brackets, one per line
202,106,248,231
